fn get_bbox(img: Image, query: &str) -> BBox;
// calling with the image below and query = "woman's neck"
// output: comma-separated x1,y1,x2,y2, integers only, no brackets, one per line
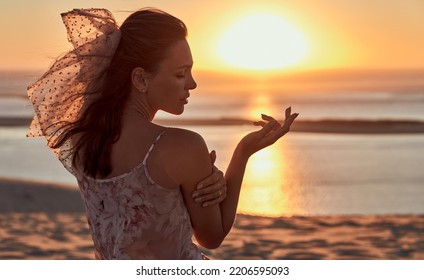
123,91,157,122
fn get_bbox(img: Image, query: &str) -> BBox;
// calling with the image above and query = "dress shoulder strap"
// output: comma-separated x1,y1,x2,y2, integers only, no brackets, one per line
142,129,167,165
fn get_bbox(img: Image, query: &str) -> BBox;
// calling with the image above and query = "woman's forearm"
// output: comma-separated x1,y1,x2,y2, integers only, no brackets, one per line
219,145,250,235
210,109,298,244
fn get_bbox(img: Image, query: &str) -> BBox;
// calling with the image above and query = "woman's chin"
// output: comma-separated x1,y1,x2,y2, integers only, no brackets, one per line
162,107,185,116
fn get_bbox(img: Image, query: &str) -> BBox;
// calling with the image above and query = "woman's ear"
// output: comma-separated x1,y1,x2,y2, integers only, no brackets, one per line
131,67,148,93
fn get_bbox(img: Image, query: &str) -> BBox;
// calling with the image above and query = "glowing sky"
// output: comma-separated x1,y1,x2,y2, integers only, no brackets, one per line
0,0,423,72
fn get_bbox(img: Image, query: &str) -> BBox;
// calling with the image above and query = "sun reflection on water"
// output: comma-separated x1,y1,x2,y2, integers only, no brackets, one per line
238,144,290,217
236,96,301,217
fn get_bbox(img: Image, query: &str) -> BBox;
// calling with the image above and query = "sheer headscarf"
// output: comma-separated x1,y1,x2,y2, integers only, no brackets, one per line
27,8,121,175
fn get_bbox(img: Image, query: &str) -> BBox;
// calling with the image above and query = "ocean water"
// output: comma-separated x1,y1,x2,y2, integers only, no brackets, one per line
1,126,424,216
160,90,424,122
1,70,424,216
1,70,424,121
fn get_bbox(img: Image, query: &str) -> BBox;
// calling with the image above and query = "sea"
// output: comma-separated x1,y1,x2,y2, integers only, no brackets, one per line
1,70,423,217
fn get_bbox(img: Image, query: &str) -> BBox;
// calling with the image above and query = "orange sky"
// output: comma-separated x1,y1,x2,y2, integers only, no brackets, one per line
0,0,423,73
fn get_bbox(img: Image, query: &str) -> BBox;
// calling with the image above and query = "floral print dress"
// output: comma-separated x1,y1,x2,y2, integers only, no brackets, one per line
76,130,202,259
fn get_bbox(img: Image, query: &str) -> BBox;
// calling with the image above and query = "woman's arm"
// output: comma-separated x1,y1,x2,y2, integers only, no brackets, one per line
169,107,298,248
219,107,299,235
192,151,227,207
165,129,223,248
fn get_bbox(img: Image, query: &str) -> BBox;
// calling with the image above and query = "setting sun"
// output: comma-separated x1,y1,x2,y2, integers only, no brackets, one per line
217,13,308,70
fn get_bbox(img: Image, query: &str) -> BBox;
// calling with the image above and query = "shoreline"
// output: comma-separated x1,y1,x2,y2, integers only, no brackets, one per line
2,116,424,134
1,178,423,260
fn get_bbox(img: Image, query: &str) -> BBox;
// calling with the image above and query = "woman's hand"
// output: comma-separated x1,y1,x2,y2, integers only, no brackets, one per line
238,107,299,157
192,150,227,207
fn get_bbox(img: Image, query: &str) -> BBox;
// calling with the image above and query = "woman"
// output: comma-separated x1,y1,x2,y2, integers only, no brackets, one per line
27,8,298,259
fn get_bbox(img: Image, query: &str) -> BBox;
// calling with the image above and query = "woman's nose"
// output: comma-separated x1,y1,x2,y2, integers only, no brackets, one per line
186,73,197,90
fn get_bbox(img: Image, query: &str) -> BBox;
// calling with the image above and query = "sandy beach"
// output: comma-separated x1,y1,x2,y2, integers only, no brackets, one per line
1,178,423,260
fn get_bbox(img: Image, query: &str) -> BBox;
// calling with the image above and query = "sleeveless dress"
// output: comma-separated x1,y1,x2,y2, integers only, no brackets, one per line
76,130,203,259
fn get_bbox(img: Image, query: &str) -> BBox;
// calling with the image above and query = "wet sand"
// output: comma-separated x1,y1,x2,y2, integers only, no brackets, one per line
1,179,423,260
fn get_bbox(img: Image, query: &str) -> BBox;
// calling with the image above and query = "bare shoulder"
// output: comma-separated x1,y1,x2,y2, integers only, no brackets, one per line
164,127,204,141
162,127,208,154
160,127,212,186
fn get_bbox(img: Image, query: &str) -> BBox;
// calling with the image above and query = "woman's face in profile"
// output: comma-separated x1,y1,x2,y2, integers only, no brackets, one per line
146,40,197,115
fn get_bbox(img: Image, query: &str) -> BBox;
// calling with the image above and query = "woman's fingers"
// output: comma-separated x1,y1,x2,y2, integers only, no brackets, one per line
195,166,222,190
193,165,226,205
253,121,266,127
259,108,299,143
256,119,280,138
201,188,227,207
285,106,291,120
194,189,220,202
193,182,220,199
193,184,221,198
261,107,295,125
209,150,217,165
283,112,299,129
244,108,298,154
193,183,227,206
261,114,280,126
279,111,299,133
